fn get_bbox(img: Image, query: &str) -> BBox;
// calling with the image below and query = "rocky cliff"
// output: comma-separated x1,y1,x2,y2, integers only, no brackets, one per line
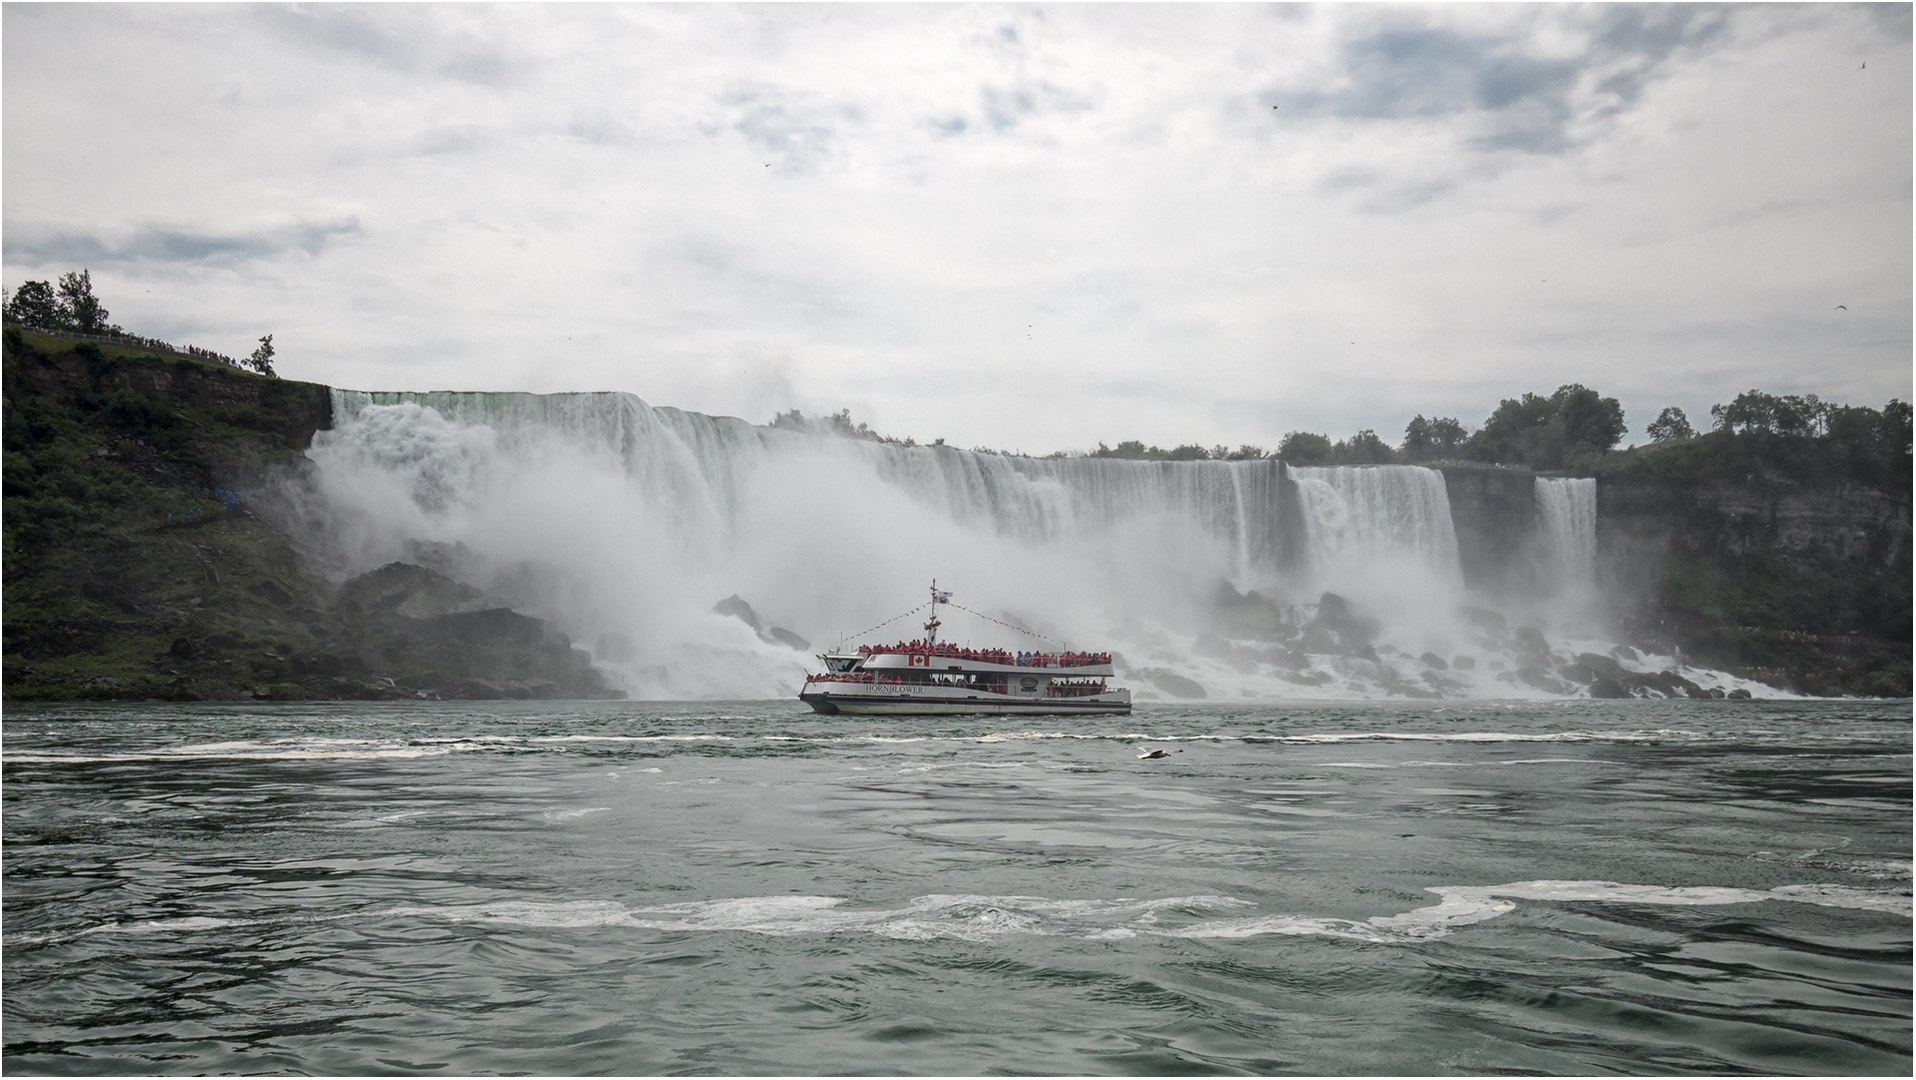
1596,476,1909,695
3,326,623,701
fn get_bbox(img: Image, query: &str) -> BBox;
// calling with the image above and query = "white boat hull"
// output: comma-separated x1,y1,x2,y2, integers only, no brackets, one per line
800,686,1130,716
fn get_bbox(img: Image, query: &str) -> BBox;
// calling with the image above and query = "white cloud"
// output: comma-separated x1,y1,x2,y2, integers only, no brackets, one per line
5,3,1908,451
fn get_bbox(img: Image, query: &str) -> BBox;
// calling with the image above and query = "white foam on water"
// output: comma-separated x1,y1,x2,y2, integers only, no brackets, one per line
17,881,1902,950
375,881,1910,943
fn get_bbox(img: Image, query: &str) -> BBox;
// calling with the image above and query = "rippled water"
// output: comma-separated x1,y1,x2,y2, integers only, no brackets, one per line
4,700,1909,1075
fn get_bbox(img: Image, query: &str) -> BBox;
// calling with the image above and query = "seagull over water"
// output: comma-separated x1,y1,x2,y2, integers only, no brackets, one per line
1138,748,1181,760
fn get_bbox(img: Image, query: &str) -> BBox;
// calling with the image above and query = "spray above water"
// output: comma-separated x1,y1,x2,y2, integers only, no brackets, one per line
300,390,1780,700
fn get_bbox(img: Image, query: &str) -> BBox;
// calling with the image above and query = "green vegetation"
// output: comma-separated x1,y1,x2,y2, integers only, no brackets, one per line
5,268,271,371
1596,393,1910,493
4,324,618,701
3,325,329,699
3,270,114,334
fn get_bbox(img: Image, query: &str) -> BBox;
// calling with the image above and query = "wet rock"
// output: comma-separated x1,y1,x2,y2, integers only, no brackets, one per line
1458,606,1507,635
1588,676,1629,698
1516,665,1568,694
1148,670,1208,699
1609,644,1641,662
1299,625,1339,654
1309,592,1381,648
1708,687,1727,699
340,562,505,620
1557,663,1596,684
1419,652,1449,670
765,626,810,652
713,594,763,633
1263,646,1308,671
1575,652,1624,679
1210,581,1299,641
1513,626,1550,658
1727,688,1753,700
594,632,635,664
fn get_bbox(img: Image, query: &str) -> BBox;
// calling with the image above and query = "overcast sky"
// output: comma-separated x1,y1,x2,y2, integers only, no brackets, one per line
5,3,1910,453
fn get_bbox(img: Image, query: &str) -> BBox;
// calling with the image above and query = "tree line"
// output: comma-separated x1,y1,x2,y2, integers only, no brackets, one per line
1090,383,1908,486
3,269,277,376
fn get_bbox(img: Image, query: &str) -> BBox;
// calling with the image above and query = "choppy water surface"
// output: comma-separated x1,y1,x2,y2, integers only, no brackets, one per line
4,700,1909,1075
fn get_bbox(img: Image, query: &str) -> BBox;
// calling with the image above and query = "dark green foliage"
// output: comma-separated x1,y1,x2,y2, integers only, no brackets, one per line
1332,429,1396,465
1466,383,1626,470
1598,398,1909,492
1646,406,1694,442
1276,430,1396,465
247,334,276,377
5,280,63,330
1276,432,1332,465
3,326,333,701
57,270,110,333
1654,546,1911,696
1089,440,1237,461
1401,415,1468,461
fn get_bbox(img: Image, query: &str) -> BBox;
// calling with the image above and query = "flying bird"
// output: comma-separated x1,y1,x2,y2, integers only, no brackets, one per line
1137,748,1181,760
1836,305,1848,310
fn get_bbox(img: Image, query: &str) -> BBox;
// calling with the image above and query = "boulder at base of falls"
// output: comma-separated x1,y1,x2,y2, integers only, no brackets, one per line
765,626,810,651
1589,675,1630,698
713,594,763,633
1306,592,1381,650
1209,581,1300,641
715,595,811,651
331,563,623,700
1146,670,1208,699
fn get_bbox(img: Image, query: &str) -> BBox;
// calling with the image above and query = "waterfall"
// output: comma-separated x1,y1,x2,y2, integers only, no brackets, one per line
296,389,1765,701
1534,477,1598,587
321,390,1301,584
1290,466,1463,586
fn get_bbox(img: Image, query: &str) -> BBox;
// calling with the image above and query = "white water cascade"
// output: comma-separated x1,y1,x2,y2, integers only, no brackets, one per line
1534,477,1599,588
298,390,1780,701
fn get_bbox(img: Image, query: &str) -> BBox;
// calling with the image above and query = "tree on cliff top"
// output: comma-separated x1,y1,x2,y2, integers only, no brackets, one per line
246,334,277,377
1647,406,1696,442
5,270,116,334
1466,384,1625,470
56,270,110,333
1400,415,1469,461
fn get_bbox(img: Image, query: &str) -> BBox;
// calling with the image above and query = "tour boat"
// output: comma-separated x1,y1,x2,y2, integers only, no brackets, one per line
799,584,1132,715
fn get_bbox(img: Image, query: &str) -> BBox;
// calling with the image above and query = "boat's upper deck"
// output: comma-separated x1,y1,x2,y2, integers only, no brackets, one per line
834,642,1114,676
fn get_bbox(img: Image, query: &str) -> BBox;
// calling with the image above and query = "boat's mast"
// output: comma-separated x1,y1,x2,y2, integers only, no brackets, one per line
924,578,941,647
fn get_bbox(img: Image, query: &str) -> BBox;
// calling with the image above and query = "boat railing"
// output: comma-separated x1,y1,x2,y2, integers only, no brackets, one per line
854,642,1111,667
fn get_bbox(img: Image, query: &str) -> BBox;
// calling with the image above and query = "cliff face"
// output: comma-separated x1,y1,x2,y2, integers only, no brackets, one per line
1438,464,1537,596
1594,476,1910,695
1599,479,1909,570
2,327,623,701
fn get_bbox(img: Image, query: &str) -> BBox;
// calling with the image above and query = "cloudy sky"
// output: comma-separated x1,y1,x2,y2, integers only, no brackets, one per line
5,3,1909,453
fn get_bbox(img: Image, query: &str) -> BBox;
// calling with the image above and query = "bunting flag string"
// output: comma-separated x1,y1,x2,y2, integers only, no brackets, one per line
946,602,1061,646
841,603,928,642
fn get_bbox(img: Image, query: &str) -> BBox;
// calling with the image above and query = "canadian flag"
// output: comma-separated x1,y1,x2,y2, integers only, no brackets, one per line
908,654,929,667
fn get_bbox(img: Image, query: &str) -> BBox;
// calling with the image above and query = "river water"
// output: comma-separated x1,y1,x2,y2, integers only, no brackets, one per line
3,700,1909,1075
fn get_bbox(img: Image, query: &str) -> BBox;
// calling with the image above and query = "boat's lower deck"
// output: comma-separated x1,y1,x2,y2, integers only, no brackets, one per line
800,688,1130,716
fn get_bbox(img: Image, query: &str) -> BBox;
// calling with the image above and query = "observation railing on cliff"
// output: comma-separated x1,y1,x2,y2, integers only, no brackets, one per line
3,318,240,368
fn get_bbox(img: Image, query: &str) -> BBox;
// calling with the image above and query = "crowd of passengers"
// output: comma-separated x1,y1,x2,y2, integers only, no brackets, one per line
806,671,1110,694
856,641,1111,667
